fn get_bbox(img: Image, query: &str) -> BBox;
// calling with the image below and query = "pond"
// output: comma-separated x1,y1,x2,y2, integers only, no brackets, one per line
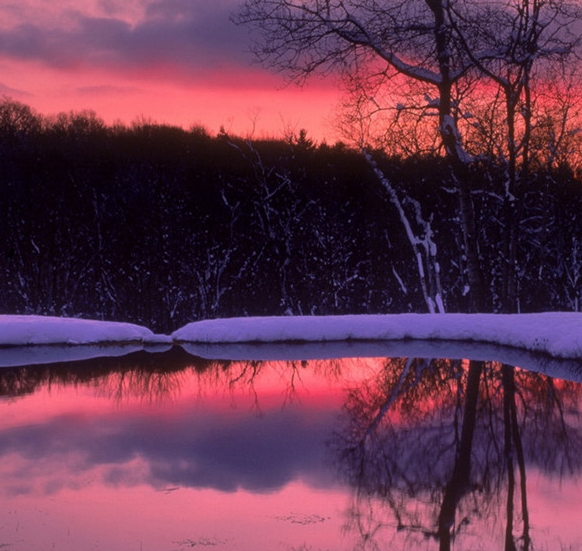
0,344,581,551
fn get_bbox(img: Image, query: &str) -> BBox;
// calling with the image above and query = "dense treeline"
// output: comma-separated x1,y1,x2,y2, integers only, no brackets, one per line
0,99,581,332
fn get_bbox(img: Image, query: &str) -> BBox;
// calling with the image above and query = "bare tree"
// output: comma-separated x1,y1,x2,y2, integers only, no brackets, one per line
234,0,486,310
529,65,582,172
234,0,582,312
449,0,582,311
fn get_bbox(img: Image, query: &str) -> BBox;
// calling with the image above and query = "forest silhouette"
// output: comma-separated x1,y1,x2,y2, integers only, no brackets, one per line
1,98,581,332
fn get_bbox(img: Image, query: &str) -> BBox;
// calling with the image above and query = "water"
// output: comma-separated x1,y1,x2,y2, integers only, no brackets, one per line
0,345,581,550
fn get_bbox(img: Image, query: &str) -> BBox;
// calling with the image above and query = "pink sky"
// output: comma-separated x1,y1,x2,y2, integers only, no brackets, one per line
0,0,341,141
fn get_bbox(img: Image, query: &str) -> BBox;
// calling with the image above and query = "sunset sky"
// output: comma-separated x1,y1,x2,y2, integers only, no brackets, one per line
0,0,341,141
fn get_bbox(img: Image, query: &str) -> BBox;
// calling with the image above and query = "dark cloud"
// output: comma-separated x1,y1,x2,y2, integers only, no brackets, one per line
0,1,254,81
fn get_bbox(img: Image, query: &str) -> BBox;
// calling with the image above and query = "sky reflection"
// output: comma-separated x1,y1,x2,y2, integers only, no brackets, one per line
0,375,339,495
0,353,581,550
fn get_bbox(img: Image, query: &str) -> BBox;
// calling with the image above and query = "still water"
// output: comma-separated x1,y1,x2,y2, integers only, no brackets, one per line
0,344,581,550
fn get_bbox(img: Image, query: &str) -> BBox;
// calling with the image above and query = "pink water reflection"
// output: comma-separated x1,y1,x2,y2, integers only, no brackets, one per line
0,356,579,550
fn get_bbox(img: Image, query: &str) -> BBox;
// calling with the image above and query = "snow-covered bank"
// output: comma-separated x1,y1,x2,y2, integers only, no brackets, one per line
1,313,582,362
0,315,172,346
172,313,582,360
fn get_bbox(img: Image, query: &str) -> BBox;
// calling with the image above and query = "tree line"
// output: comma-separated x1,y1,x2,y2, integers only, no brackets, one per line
0,98,580,332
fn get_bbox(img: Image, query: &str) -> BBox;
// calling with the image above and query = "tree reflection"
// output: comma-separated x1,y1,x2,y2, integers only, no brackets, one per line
438,360,483,551
330,357,582,550
0,347,220,402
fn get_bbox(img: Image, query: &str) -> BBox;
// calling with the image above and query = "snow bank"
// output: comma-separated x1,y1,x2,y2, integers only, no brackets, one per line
1,313,582,362
0,315,171,346
172,313,582,360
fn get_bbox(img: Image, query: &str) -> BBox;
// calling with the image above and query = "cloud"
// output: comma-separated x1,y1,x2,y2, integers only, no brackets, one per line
0,0,254,83
0,81,30,97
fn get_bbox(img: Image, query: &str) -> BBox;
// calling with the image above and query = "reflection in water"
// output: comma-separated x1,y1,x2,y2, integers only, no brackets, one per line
0,349,580,550
331,357,582,550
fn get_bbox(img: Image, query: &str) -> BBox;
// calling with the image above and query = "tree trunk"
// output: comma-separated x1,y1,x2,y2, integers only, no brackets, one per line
429,0,488,311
